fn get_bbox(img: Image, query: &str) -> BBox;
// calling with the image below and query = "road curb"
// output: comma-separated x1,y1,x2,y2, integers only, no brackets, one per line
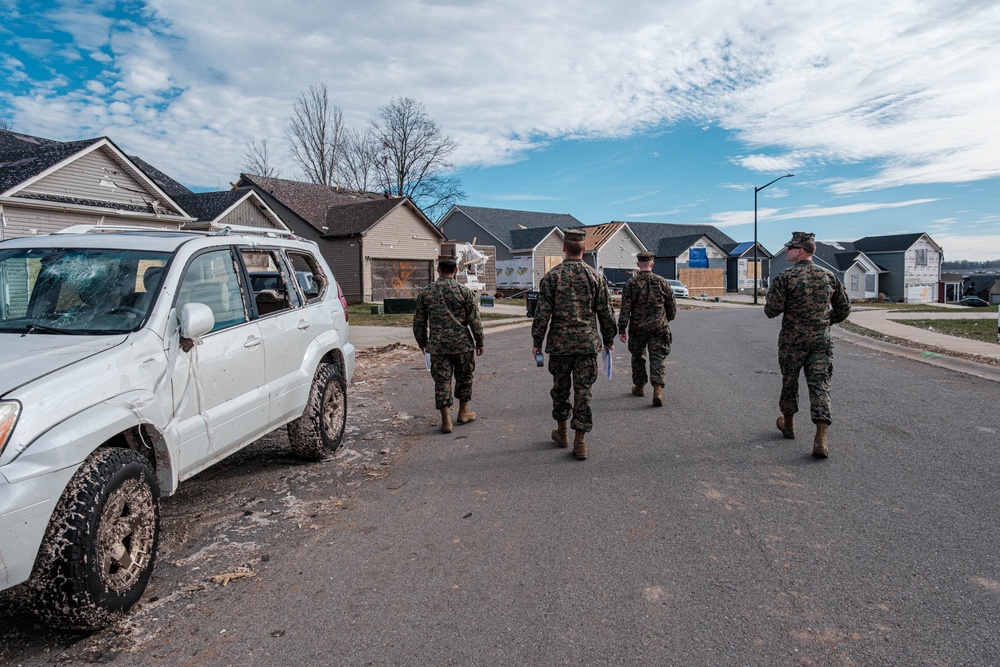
833,327,1000,383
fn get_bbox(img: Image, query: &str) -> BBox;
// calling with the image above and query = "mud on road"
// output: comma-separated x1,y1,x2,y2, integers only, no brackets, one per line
0,343,421,666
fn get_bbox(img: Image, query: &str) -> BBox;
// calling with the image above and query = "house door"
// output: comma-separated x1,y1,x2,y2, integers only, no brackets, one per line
370,259,433,301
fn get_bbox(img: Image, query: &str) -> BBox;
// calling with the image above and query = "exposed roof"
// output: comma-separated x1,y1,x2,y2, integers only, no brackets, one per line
619,221,739,258
445,205,582,250
510,226,561,251
0,130,62,152
854,233,927,253
238,173,438,237
574,222,626,250
0,135,104,194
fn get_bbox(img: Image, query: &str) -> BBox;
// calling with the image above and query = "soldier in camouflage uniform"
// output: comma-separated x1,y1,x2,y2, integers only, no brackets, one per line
617,251,677,407
413,255,485,434
532,229,618,460
764,232,851,458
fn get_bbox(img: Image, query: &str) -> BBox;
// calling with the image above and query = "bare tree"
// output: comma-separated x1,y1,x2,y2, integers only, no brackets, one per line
286,83,345,186
369,97,465,221
338,127,380,192
238,135,281,178
0,117,11,131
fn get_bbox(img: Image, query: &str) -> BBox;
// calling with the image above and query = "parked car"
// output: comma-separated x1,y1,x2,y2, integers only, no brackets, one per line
665,279,689,298
959,296,990,307
0,225,354,628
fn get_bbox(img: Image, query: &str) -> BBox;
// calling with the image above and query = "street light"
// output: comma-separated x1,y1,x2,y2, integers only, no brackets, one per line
753,173,794,305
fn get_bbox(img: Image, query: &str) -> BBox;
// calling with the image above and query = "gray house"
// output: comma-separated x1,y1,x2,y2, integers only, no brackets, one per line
620,222,750,295
771,240,884,300
854,233,942,303
437,205,581,291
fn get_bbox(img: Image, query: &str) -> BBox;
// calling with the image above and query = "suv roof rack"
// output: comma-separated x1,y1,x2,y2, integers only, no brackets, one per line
54,224,298,239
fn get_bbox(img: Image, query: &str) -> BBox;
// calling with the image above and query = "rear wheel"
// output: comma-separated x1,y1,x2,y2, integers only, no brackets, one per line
288,363,347,461
30,447,160,630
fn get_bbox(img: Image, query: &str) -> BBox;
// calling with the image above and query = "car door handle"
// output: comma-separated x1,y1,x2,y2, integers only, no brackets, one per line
297,320,311,330
244,336,262,348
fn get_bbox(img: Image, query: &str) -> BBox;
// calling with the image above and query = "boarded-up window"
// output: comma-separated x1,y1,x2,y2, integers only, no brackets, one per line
370,259,433,301
544,256,562,272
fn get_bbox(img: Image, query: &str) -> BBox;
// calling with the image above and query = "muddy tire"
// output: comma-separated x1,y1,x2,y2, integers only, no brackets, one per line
288,363,347,461
29,447,160,630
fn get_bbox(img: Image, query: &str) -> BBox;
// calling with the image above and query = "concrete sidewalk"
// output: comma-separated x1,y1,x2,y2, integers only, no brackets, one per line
846,308,1000,360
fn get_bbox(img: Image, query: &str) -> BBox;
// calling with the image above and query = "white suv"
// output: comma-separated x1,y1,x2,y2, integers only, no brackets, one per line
0,226,354,628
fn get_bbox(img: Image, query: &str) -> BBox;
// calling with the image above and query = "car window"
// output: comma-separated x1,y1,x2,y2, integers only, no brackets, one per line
286,251,327,302
0,248,170,334
175,250,248,332
242,249,301,316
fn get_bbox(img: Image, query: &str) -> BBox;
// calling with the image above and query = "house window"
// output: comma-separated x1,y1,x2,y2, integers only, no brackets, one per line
865,274,875,292
850,274,859,292
915,249,928,266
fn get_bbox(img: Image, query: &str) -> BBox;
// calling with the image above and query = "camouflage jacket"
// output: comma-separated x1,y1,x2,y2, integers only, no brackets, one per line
412,278,484,355
764,260,851,350
532,258,617,355
617,270,677,336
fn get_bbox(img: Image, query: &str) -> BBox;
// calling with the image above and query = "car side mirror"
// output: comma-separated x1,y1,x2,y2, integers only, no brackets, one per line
179,303,215,340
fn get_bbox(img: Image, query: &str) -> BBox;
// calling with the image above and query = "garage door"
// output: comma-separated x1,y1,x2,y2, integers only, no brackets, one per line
370,259,433,301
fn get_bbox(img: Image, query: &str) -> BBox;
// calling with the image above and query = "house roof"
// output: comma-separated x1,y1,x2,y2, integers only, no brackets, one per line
129,154,194,198
0,134,105,195
445,205,582,250
174,190,249,222
510,226,561,251
619,221,740,258
854,233,927,253
238,173,439,238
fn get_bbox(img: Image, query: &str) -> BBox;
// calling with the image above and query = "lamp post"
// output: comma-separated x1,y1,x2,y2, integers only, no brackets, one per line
753,173,794,305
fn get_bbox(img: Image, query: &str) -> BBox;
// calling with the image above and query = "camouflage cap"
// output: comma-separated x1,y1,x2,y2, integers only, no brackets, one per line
636,251,655,262
437,255,458,266
784,231,815,248
564,229,586,242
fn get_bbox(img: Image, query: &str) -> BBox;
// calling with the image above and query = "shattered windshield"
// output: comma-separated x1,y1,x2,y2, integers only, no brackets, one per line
0,247,171,335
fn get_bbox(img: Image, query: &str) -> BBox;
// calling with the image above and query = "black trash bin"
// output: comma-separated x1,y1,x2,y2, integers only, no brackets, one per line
526,291,540,317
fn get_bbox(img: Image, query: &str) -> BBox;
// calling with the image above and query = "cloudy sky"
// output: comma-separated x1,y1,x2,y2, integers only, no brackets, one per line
2,0,999,259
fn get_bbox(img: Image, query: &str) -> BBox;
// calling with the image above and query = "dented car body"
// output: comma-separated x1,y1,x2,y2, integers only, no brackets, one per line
0,226,354,627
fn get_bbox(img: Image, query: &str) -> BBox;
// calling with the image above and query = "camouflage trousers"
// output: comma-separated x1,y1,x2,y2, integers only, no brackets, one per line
778,346,833,424
430,351,476,410
548,354,599,433
628,332,671,388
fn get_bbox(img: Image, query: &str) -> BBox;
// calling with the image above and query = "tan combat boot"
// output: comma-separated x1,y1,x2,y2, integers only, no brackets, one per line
776,414,795,439
632,385,645,397
652,386,664,407
457,400,477,424
440,407,453,434
572,430,588,460
813,423,829,458
551,420,569,447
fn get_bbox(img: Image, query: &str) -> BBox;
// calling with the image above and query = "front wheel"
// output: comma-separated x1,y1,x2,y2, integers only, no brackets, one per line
29,447,160,630
288,363,347,461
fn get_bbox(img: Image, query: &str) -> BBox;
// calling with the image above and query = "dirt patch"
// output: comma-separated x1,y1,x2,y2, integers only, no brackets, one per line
0,343,419,665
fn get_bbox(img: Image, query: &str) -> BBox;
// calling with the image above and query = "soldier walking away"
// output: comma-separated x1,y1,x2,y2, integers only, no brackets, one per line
617,251,677,407
532,229,618,460
413,255,485,433
764,232,851,458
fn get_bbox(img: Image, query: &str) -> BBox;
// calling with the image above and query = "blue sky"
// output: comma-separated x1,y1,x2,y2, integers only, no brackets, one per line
2,0,999,259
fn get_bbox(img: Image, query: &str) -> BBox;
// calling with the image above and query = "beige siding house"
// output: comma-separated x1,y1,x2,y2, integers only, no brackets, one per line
236,174,446,303
0,132,193,238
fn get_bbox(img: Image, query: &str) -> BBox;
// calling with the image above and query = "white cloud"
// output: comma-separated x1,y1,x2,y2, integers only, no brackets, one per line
707,198,940,227
934,233,1000,262
3,0,999,196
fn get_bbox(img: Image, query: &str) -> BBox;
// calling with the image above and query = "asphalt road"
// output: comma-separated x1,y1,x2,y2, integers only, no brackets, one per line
4,309,1000,666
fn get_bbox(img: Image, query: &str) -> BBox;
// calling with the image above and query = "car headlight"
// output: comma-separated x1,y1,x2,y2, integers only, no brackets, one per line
0,401,21,457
